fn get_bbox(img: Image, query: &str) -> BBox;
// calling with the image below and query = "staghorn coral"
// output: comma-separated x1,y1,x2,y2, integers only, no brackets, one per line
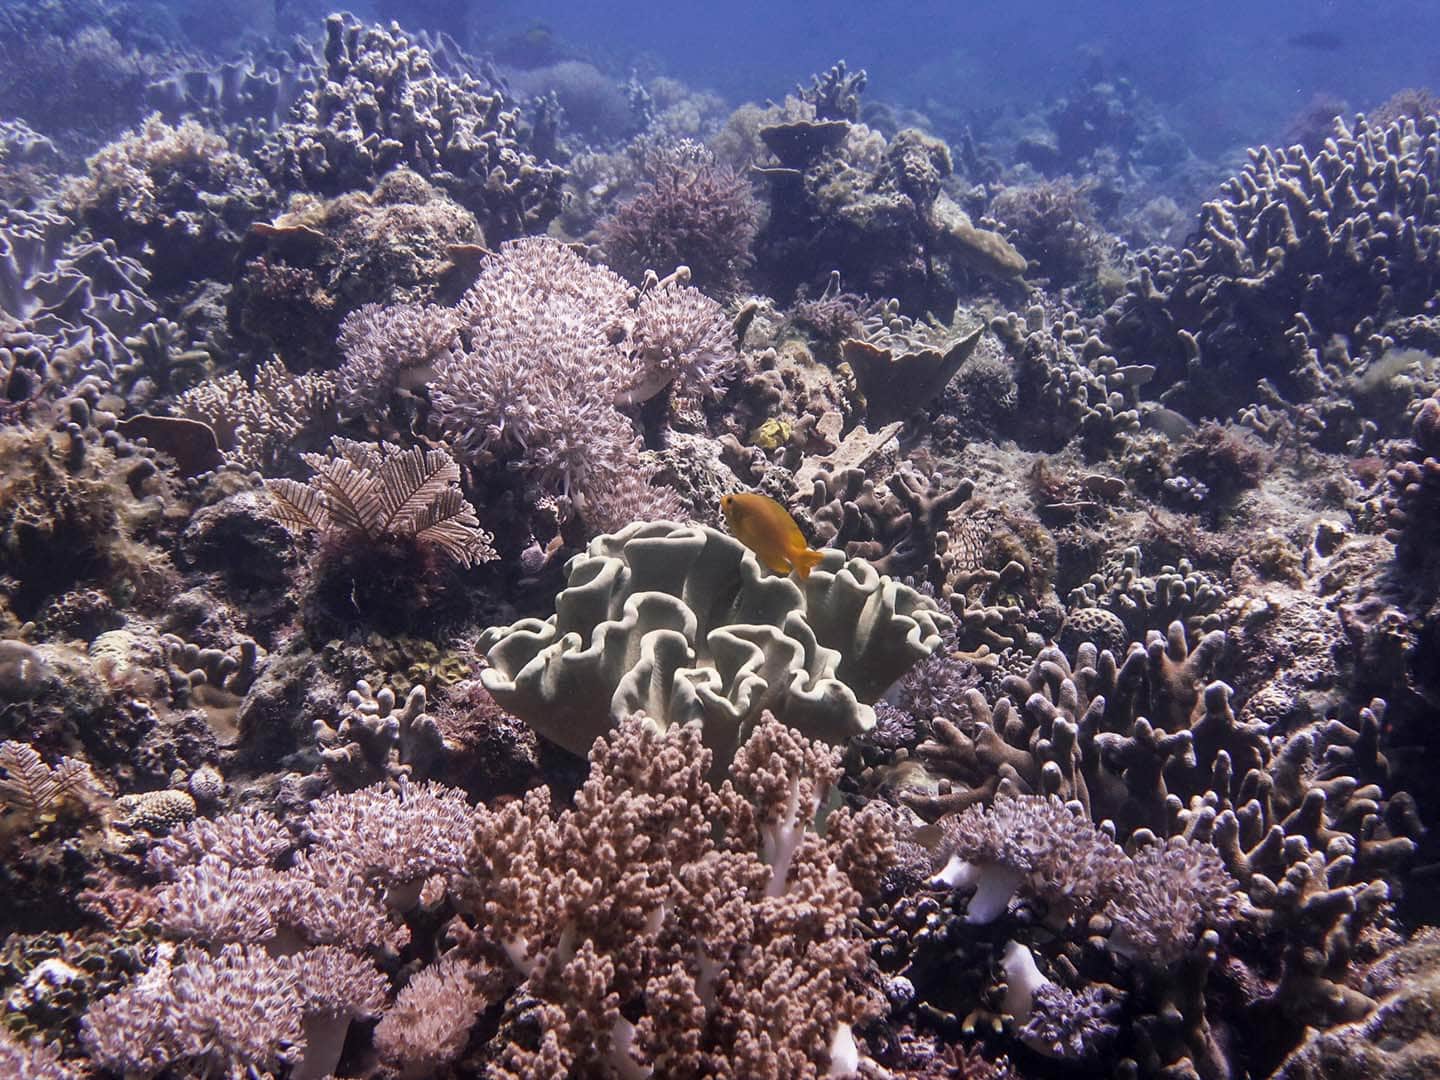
805,464,976,588
990,299,1155,457
598,140,761,293
883,616,1417,1077
480,519,951,772
1380,391,1440,704
1067,545,1229,641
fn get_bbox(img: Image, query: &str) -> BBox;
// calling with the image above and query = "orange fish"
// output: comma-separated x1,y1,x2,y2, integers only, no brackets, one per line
721,493,825,580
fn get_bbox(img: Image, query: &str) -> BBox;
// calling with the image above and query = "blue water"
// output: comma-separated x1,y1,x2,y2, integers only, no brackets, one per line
477,0,1440,151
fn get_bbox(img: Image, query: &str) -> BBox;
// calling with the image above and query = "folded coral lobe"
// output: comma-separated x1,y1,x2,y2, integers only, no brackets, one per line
480,520,951,770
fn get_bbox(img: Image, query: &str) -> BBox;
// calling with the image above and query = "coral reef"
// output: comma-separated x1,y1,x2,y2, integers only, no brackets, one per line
62,114,274,291
749,67,1024,315
1,14,1438,1080
259,15,563,241
230,169,482,371
1103,112,1440,433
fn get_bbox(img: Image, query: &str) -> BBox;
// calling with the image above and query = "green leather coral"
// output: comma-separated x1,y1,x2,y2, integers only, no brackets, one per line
479,520,953,769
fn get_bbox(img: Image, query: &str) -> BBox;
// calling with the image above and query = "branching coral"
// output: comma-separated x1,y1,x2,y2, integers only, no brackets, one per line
313,680,446,790
459,712,894,1078
1102,112,1440,426
432,237,725,526
258,14,563,240
598,139,760,293
882,616,1417,1077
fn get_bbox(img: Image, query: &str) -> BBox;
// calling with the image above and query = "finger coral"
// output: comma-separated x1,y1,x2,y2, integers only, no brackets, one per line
259,14,563,241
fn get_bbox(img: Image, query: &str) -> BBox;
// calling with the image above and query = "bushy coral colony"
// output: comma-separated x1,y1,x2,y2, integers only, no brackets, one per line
4,3,1440,1079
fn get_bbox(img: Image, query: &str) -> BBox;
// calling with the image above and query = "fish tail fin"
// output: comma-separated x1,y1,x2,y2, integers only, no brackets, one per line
792,547,825,580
